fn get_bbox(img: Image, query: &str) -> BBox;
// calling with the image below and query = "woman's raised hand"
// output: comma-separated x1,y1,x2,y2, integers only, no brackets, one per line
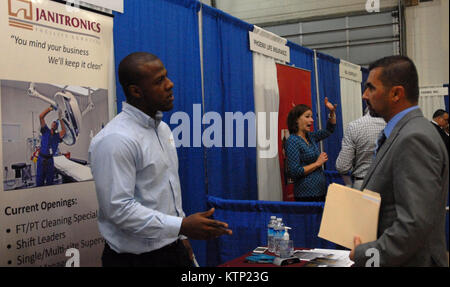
324,97,337,112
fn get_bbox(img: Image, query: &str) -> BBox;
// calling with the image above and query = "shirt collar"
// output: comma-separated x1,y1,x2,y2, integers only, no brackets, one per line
431,120,441,127
122,102,163,129
384,105,419,138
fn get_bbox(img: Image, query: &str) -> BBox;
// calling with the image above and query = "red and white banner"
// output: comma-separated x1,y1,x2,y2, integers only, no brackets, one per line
276,64,312,201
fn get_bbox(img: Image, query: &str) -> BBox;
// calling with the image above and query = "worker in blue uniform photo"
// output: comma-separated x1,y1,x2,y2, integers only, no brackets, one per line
36,105,66,187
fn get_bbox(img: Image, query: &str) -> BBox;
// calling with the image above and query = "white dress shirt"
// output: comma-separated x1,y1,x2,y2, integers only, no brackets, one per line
89,102,185,254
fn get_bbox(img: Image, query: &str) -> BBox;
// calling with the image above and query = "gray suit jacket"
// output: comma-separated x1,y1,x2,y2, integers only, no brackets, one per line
354,108,449,267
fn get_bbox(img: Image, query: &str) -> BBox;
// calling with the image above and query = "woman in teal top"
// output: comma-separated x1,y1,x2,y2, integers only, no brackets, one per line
285,98,337,201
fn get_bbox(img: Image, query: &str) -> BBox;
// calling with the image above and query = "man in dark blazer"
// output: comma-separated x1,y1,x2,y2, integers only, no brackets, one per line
431,109,449,155
349,56,449,267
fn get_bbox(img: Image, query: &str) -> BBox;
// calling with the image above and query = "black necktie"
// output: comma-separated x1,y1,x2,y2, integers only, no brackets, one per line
375,130,386,155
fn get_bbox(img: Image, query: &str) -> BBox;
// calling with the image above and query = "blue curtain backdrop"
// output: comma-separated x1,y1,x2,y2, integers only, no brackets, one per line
113,0,208,265
315,52,343,172
201,5,257,201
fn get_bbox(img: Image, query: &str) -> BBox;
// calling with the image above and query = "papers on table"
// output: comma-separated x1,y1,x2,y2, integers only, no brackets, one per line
293,250,333,261
294,249,354,267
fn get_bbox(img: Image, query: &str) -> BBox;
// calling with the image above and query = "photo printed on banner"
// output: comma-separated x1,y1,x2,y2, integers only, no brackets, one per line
1,80,108,191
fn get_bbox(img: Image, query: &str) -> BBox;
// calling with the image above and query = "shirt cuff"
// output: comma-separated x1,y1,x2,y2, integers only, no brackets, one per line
162,214,183,239
326,121,336,132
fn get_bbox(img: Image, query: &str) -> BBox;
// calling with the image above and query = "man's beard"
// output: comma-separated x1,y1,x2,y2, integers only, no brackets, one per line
366,101,381,118
368,109,381,118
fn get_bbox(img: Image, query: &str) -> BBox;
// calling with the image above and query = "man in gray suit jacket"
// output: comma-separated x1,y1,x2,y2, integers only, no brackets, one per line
349,56,449,267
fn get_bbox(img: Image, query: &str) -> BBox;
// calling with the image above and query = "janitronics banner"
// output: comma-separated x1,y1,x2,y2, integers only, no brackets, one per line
0,0,113,266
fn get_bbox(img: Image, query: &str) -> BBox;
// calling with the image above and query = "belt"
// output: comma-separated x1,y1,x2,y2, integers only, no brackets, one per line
163,239,181,250
39,153,54,159
351,176,364,181
105,239,182,256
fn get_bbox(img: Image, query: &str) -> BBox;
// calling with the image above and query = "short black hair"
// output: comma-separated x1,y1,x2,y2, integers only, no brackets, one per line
368,55,419,104
287,104,312,134
118,52,160,100
433,109,448,119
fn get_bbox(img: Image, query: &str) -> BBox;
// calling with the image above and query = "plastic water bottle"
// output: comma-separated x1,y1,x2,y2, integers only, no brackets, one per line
274,218,285,256
267,216,276,252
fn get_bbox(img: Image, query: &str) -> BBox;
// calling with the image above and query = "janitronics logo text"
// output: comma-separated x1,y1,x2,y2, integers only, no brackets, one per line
8,0,102,33
35,7,101,33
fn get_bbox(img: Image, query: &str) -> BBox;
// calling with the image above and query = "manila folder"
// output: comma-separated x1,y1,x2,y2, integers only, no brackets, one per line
318,183,381,249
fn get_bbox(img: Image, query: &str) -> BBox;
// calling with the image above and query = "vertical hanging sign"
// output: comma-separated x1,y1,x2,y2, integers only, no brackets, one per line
0,0,113,266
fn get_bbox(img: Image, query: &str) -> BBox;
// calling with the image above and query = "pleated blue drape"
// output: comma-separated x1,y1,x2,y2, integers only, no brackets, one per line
316,52,343,172
113,0,208,265
201,5,257,201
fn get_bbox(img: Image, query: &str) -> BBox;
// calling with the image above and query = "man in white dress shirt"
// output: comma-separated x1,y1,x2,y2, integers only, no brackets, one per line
89,52,232,267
